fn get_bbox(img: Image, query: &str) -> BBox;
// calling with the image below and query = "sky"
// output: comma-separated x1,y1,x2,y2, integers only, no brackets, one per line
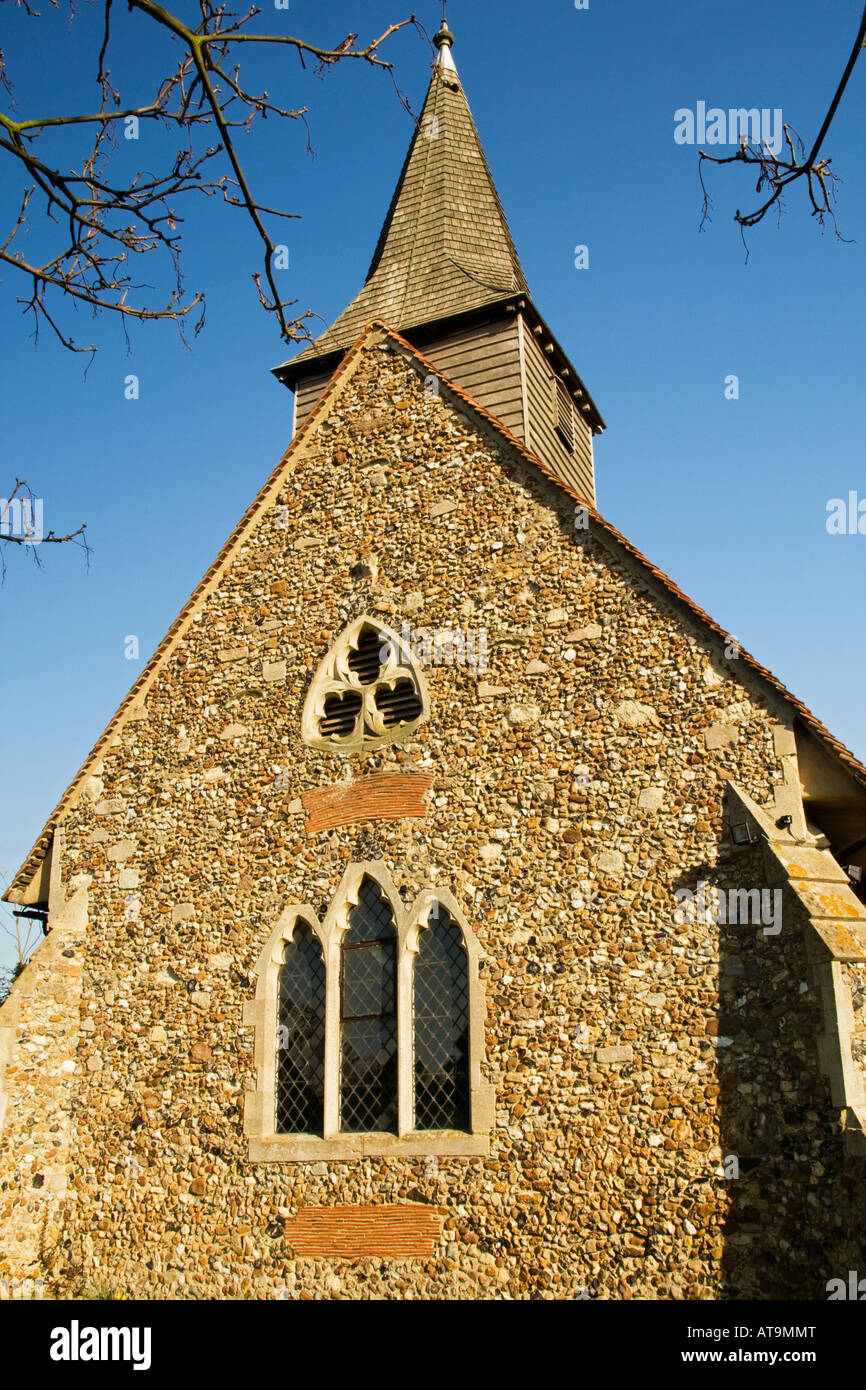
1,0,865,966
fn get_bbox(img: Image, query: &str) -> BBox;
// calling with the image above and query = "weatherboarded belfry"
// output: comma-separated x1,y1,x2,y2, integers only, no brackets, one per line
3,25,866,1301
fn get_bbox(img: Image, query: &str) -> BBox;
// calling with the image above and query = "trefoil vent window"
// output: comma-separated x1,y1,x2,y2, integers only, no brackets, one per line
301,616,428,752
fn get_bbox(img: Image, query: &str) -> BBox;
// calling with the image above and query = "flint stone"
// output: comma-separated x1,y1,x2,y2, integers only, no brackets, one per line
106,841,136,862
506,704,540,727
595,1046,633,1065
705,724,738,750
639,788,665,811
614,700,657,728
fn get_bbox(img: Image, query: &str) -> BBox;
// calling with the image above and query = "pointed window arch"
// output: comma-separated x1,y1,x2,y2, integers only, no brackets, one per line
339,877,399,1133
244,864,494,1160
276,921,326,1135
413,903,471,1131
301,617,429,752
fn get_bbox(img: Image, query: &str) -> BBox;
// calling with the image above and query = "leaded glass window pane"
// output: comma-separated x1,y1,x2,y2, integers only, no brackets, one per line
413,906,470,1131
276,922,326,1135
340,878,398,1133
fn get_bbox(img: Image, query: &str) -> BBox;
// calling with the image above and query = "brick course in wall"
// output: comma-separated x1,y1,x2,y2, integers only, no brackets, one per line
301,772,433,835
285,1205,444,1258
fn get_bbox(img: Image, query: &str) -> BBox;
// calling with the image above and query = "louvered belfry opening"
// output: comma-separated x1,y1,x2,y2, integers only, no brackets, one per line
553,377,575,452
276,922,326,1135
413,905,471,1131
347,626,385,685
374,679,424,729
340,878,399,1134
320,689,363,739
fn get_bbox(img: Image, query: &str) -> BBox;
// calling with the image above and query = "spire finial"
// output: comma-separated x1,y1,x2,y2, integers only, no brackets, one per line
433,6,457,73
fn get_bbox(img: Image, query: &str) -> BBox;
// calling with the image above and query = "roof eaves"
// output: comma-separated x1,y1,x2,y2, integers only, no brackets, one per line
274,296,606,436
273,296,521,387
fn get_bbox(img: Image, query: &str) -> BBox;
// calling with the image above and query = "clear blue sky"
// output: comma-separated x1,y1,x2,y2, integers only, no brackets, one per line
2,0,865,964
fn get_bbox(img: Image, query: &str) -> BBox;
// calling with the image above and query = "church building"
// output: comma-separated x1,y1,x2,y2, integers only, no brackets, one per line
2,23,866,1301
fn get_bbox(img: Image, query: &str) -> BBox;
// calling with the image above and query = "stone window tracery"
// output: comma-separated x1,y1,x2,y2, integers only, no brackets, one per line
301,617,428,752
244,863,493,1160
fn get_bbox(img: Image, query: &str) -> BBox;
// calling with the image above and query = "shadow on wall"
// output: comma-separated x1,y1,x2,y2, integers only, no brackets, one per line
679,841,866,1299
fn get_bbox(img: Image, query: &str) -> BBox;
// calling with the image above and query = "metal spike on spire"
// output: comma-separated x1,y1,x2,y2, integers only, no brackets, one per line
433,5,457,76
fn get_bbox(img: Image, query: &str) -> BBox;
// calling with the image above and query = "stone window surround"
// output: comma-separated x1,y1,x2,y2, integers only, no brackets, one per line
300,615,430,754
243,861,493,1160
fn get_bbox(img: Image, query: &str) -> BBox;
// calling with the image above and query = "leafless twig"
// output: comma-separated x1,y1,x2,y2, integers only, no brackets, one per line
0,477,90,580
698,3,866,255
1,3,422,350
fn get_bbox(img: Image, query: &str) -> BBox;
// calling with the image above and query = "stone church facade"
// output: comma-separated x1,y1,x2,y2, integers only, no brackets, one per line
3,26,866,1301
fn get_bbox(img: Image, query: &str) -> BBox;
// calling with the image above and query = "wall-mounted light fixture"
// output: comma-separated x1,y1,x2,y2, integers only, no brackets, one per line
731,821,758,846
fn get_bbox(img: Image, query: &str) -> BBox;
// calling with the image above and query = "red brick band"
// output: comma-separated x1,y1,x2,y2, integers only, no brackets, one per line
302,772,433,835
285,1204,444,1257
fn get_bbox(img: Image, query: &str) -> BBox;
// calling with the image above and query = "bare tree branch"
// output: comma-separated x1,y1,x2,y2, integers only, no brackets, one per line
0,477,90,580
0,3,423,350
698,3,866,253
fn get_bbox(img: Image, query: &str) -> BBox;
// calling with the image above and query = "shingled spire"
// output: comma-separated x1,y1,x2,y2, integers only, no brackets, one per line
276,22,605,506
286,24,528,362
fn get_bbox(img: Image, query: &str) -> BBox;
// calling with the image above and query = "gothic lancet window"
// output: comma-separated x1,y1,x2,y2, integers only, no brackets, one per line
276,922,326,1135
301,617,428,752
245,865,494,1160
413,904,471,1131
339,877,399,1134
